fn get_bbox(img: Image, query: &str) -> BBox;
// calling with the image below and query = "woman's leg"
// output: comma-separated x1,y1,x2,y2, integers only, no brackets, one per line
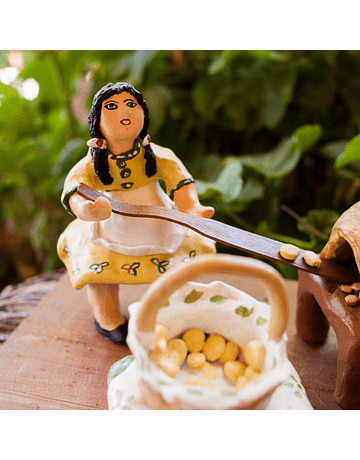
86,283,125,331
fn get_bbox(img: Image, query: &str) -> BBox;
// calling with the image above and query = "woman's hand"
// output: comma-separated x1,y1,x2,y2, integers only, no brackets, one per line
69,193,112,221
173,183,214,219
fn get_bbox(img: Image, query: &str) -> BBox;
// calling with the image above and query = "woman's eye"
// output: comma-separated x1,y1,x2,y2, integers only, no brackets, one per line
104,102,118,110
126,101,137,108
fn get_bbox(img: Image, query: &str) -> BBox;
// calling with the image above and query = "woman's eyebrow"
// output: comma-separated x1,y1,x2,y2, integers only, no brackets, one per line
103,99,117,104
124,98,135,102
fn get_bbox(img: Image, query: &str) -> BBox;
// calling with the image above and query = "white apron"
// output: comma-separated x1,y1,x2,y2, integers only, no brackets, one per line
88,181,187,256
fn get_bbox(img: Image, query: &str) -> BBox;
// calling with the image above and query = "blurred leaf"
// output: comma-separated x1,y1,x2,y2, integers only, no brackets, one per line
214,160,243,202
320,140,348,161
143,85,172,134
209,50,289,75
196,159,243,203
245,50,290,61
335,134,360,168
236,177,265,203
51,138,86,176
240,137,301,178
239,124,321,178
127,50,160,87
19,52,64,107
192,77,221,122
208,50,243,75
262,68,296,128
293,124,322,152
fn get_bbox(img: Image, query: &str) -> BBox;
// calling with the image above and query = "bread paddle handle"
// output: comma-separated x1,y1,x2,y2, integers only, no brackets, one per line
77,183,358,284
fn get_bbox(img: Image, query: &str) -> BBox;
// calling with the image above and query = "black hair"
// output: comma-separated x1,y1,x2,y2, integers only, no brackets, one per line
88,82,157,185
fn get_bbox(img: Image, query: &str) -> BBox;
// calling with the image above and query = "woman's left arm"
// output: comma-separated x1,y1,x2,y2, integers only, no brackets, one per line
173,182,214,218
152,143,214,219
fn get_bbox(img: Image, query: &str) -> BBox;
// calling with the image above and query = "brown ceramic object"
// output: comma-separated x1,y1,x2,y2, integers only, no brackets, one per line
297,201,360,409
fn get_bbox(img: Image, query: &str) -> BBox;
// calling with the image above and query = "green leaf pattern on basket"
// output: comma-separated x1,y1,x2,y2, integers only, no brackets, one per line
283,374,306,401
63,245,71,257
235,306,254,317
121,262,140,276
210,295,228,304
185,290,204,303
151,258,170,274
187,389,203,396
256,317,267,326
89,261,109,274
221,390,236,396
107,355,134,385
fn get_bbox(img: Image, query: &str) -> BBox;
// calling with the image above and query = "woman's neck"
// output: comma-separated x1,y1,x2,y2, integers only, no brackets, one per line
106,138,136,155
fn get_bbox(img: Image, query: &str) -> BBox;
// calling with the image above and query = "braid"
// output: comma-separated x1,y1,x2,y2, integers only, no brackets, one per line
144,144,157,178
91,148,114,186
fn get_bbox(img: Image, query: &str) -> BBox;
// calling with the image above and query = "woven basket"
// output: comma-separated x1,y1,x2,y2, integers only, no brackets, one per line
126,254,292,410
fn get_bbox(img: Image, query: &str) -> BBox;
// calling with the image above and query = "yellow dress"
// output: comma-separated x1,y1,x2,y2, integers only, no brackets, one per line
57,141,216,289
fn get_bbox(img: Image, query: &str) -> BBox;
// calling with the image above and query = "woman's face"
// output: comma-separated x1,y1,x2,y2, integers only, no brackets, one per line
99,91,145,144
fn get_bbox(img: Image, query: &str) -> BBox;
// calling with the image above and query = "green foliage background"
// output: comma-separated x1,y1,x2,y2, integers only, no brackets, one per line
1,49,360,288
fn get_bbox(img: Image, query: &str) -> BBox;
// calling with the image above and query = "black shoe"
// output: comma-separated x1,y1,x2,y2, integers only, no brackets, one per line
94,318,128,344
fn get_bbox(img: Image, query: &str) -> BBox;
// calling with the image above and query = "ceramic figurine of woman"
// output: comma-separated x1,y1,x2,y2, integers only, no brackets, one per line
57,82,216,343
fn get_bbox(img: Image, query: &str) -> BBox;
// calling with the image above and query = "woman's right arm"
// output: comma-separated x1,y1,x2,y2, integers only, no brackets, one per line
61,153,111,222
68,193,111,221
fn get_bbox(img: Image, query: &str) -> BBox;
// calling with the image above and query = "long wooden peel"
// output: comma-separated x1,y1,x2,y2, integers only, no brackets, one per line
77,183,358,284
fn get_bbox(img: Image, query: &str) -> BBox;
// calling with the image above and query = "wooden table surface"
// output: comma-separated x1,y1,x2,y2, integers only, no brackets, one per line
0,273,342,410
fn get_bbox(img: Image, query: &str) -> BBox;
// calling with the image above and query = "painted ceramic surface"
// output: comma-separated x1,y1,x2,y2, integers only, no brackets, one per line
107,355,312,410
112,280,311,410
57,142,216,289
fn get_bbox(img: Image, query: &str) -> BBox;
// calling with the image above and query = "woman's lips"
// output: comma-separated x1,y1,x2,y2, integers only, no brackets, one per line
120,118,131,125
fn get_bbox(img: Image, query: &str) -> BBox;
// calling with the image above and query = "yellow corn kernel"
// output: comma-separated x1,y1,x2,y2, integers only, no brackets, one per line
244,366,261,381
158,349,181,377
200,362,219,380
149,345,166,365
244,339,266,371
303,251,322,268
167,338,188,365
187,352,206,369
186,376,201,385
203,334,226,361
158,358,180,377
154,323,169,345
279,244,300,261
182,328,206,353
223,360,246,381
186,376,212,388
345,294,359,306
218,341,240,362
236,376,248,391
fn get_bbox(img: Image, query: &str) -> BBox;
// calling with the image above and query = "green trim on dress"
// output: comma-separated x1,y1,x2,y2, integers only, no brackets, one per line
169,177,195,200
107,139,141,164
61,185,79,217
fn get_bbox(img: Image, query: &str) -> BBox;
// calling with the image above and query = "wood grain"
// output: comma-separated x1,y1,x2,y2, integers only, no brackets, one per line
0,275,129,410
0,271,343,410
